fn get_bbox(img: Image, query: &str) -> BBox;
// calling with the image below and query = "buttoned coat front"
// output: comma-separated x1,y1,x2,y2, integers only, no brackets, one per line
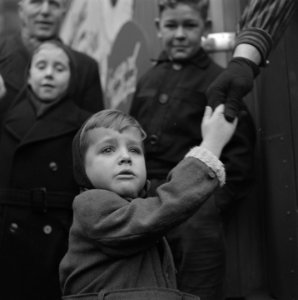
130,48,256,299
0,88,90,300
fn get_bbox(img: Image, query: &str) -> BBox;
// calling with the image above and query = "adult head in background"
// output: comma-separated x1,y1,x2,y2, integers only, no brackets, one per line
0,40,91,300
18,0,68,50
0,0,103,121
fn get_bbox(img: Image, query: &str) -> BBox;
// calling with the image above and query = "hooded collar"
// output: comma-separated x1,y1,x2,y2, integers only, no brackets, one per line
3,86,90,147
72,125,94,190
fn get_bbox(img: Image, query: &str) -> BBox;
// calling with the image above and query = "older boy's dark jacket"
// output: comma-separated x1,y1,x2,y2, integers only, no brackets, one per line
130,48,256,210
130,48,256,298
0,34,104,120
60,158,219,300
0,88,91,299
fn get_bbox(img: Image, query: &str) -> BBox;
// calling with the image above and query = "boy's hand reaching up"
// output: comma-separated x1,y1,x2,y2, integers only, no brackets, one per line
200,104,237,157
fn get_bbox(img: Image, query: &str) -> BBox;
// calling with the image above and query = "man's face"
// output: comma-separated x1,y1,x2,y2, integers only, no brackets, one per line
19,0,66,40
157,3,206,61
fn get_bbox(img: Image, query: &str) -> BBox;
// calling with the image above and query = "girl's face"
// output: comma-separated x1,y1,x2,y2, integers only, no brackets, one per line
28,43,71,102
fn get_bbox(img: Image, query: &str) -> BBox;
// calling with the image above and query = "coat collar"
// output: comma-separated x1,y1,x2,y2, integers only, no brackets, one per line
152,48,211,69
4,88,90,147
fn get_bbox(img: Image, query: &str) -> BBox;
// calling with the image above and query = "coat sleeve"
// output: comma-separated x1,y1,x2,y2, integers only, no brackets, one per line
73,158,219,257
235,0,297,65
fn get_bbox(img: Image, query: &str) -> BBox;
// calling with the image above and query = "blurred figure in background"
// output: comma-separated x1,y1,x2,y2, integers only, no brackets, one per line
130,1,256,299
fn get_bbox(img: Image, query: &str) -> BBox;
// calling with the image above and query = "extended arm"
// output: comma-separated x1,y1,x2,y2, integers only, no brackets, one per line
74,158,219,257
74,105,237,257
207,0,297,120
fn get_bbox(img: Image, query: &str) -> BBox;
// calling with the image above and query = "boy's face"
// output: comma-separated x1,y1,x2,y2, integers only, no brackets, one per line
84,127,147,199
28,44,70,102
19,0,66,40
156,3,206,61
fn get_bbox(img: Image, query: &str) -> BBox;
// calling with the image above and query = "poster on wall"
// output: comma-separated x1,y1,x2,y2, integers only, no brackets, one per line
60,0,151,111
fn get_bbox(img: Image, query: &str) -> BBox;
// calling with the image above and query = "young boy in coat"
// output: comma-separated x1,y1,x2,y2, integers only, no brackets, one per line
59,107,236,300
129,1,256,299
0,40,91,300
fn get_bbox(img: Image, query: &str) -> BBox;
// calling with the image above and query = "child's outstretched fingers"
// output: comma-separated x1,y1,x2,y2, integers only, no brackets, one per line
212,103,225,116
203,105,213,120
214,104,238,142
202,104,224,138
201,104,238,157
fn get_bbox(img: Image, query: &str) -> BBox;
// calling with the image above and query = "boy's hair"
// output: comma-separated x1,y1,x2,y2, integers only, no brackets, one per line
72,109,146,189
158,0,209,21
79,109,147,160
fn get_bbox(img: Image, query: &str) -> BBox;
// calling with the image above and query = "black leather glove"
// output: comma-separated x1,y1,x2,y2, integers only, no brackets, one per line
207,57,260,121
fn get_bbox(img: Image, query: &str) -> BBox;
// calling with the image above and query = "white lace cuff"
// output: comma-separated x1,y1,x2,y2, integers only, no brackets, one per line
185,146,226,187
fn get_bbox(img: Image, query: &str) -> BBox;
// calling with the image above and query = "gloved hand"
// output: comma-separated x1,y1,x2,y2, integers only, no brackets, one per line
207,57,259,121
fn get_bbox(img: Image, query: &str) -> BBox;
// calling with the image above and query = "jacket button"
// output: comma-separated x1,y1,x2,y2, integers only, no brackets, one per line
208,170,216,179
172,63,182,71
159,93,168,104
9,222,19,233
149,134,158,145
43,225,52,235
49,161,58,172
165,272,170,280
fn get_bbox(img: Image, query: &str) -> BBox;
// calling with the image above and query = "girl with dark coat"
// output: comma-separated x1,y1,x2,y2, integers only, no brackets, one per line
0,40,91,300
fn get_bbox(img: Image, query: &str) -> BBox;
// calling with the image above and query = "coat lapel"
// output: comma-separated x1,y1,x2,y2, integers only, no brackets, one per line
4,94,90,147
24,102,89,146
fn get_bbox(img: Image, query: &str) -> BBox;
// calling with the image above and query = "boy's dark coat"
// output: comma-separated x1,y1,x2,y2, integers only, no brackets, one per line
130,48,256,298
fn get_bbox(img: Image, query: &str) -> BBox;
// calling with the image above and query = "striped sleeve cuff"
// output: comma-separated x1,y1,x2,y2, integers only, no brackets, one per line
234,27,273,67
185,146,226,187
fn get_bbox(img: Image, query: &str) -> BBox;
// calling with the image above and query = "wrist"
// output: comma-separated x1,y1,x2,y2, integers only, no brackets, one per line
234,27,272,67
229,56,260,78
185,146,226,187
233,43,262,65
200,140,222,158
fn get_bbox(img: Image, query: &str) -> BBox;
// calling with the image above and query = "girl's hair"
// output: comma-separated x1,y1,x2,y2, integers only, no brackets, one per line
79,109,147,159
158,0,209,21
